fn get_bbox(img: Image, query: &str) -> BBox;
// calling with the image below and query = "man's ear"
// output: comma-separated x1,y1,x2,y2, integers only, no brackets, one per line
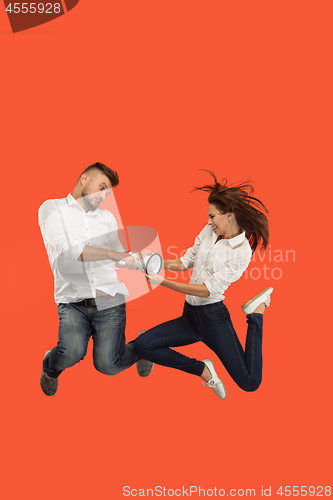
80,174,89,186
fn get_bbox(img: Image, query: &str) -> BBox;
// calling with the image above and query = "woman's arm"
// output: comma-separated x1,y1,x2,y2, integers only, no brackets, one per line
145,272,210,298
163,258,186,271
163,228,204,271
152,230,205,295
162,279,210,298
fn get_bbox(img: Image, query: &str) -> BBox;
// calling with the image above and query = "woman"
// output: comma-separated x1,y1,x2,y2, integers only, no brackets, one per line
134,172,273,400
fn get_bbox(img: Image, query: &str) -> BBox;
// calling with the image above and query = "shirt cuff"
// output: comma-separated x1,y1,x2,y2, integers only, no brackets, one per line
179,255,192,270
203,276,226,297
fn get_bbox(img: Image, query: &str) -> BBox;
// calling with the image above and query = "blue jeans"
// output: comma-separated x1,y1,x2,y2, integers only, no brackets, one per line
134,300,264,391
43,297,139,379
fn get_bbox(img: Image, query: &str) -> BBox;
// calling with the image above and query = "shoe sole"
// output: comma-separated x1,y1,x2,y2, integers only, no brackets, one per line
241,287,273,314
202,359,226,400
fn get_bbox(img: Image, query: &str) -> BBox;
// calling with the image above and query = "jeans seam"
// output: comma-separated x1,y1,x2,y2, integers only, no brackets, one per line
226,319,249,376
249,320,255,378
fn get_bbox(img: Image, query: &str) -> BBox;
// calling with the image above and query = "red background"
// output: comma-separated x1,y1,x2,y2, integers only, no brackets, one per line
0,1,332,499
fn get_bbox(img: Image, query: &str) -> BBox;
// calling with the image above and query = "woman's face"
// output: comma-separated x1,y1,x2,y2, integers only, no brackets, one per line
207,204,231,237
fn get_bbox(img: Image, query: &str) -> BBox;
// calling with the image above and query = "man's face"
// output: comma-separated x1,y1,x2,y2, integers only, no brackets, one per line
80,172,112,211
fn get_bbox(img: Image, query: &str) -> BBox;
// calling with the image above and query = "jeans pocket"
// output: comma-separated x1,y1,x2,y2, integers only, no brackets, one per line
57,303,68,318
204,302,230,322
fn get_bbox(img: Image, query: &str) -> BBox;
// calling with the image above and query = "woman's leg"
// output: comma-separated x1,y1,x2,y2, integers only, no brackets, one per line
200,302,264,391
134,308,206,376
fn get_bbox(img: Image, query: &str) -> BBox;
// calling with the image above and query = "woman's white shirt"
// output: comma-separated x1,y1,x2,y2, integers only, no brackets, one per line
179,225,252,305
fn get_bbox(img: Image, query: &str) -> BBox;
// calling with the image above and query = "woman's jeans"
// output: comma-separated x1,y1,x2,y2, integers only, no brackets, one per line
134,300,264,391
43,298,139,379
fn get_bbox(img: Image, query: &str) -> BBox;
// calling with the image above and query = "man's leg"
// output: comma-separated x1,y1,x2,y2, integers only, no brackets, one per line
41,303,91,395
92,302,140,375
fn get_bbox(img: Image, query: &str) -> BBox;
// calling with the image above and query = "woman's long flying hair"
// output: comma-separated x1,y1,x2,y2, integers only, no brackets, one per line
192,171,269,252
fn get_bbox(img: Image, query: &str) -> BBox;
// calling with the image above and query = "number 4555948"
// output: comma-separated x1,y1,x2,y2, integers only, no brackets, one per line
6,3,61,14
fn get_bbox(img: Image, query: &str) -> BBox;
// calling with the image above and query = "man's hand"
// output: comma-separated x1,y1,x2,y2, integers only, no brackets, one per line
115,250,153,270
116,255,137,269
133,249,152,266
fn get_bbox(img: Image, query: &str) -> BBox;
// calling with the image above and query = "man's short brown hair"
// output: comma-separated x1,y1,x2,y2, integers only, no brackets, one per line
80,162,119,187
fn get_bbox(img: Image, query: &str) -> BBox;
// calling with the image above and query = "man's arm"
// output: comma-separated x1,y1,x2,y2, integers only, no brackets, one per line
39,200,135,267
39,200,84,262
78,245,130,263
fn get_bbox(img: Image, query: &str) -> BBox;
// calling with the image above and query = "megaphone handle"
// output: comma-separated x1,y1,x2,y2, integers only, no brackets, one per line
119,251,136,266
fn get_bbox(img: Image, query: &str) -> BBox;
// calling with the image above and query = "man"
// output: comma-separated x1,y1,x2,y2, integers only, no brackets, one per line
38,162,153,396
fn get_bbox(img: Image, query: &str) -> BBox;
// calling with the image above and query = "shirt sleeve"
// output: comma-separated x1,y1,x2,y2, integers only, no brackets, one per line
203,246,252,297
107,212,125,253
38,200,85,263
179,227,205,269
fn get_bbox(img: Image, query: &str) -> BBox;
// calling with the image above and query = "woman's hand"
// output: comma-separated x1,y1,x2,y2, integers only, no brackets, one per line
144,271,164,285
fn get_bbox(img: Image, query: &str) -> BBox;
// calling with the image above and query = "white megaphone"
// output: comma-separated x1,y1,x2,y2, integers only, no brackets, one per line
119,252,162,274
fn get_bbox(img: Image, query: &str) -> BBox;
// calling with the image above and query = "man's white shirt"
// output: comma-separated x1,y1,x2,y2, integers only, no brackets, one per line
38,193,128,304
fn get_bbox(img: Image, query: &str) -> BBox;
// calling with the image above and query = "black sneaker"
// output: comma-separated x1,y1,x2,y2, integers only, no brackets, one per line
40,350,58,396
136,331,154,377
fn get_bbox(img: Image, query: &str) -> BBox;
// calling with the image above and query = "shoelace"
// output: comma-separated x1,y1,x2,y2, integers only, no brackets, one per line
137,359,152,365
42,372,56,383
202,379,221,387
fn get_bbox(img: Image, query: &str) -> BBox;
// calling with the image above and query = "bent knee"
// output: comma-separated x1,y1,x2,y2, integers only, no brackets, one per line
93,358,121,376
241,379,261,392
133,336,152,357
56,346,86,368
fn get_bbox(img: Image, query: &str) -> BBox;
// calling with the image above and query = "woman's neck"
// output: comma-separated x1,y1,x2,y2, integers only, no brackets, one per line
216,226,242,242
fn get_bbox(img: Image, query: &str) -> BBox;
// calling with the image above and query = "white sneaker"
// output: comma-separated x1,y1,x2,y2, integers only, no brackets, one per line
202,359,226,400
241,287,273,315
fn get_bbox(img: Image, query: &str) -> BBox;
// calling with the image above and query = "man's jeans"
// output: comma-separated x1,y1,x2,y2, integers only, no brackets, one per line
134,300,264,391
43,298,139,379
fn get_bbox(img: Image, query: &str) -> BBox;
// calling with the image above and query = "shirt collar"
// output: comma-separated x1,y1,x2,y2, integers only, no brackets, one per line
227,231,247,248
67,193,78,206
66,193,100,216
